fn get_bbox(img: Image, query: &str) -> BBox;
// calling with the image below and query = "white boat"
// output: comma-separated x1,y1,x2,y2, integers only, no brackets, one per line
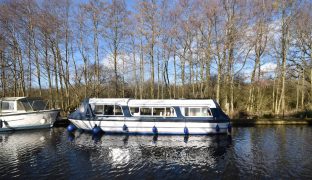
0,97,60,132
68,98,231,135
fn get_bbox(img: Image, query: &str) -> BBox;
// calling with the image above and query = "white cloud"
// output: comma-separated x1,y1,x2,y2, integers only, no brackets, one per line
261,62,276,73
101,52,138,71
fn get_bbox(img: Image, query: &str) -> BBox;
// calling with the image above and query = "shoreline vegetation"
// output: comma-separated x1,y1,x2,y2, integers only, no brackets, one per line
1,0,312,122
231,110,312,125
231,118,312,126
55,117,312,127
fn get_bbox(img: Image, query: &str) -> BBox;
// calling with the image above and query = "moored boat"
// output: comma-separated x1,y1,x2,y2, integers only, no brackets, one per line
68,98,231,135
0,97,60,132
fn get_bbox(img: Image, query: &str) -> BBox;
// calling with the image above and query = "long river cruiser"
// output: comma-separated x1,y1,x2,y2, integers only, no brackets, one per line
0,97,60,132
68,98,231,135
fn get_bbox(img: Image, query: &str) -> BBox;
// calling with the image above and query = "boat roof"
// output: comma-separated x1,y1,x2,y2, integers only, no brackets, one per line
0,97,43,101
128,99,217,108
89,98,131,106
89,98,217,108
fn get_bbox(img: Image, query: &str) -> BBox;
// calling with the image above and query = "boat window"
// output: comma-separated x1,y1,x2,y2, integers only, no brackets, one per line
79,103,85,113
21,101,33,111
130,107,139,115
94,104,123,116
104,105,114,115
17,101,24,110
185,107,189,116
31,100,47,111
94,105,104,114
115,106,123,115
189,108,201,116
1,101,15,111
129,107,141,116
130,107,176,117
165,107,175,116
183,107,213,117
140,108,152,115
153,108,165,116
153,107,175,116
202,108,212,116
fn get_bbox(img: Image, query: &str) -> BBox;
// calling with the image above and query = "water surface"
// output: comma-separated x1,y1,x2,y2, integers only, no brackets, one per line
0,126,312,179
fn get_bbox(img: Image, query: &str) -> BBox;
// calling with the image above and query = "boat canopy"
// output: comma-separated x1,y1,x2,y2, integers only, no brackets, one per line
89,98,131,106
88,98,217,108
128,99,217,108
1,97,29,101
0,97,49,112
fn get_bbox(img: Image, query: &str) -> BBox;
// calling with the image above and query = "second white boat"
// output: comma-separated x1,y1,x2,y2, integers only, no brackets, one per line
0,97,60,132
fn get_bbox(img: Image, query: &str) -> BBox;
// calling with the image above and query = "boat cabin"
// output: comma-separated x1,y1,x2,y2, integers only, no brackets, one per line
88,98,219,118
0,97,49,114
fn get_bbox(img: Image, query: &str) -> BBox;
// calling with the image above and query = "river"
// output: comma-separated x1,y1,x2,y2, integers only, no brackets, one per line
0,126,311,179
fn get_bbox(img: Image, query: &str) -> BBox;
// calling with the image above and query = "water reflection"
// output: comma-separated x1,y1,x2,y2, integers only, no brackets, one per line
68,131,232,178
231,126,312,179
1,126,312,179
109,148,130,167
0,129,57,178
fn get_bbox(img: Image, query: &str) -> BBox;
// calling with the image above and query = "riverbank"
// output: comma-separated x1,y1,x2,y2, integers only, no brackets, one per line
231,118,312,126
54,117,312,127
54,117,70,127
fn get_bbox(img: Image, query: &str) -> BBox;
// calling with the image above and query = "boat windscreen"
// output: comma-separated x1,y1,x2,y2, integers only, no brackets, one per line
18,99,48,111
31,100,48,111
19,100,33,111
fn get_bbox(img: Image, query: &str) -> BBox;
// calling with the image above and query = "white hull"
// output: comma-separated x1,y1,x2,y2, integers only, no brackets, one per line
69,119,229,135
0,110,59,132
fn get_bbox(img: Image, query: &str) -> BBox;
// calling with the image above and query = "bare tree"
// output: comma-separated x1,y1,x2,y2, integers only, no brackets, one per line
105,0,129,97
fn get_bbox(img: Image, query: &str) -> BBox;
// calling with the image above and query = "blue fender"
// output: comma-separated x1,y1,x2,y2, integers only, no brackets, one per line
122,124,128,132
184,127,189,135
227,123,232,134
216,124,220,132
92,125,102,135
152,126,158,134
67,124,76,132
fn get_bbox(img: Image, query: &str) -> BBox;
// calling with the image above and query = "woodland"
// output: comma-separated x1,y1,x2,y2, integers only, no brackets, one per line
0,0,311,118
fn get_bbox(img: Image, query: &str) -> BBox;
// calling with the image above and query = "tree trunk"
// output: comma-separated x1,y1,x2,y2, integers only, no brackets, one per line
173,51,177,99
150,43,155,99
296,72,300,111
56,43,65,110
0,50,6,96
122,57,125,98
64,15,70,109
132,40,137,99
216,62,221,104
139,39,144,99
93,13,100,98
27,32,32,97
51,42,59,108
157,52,160,99
18,48,25,96
114,42,118,97
45,35,53,108
181,59,185,98
34,37,42,96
